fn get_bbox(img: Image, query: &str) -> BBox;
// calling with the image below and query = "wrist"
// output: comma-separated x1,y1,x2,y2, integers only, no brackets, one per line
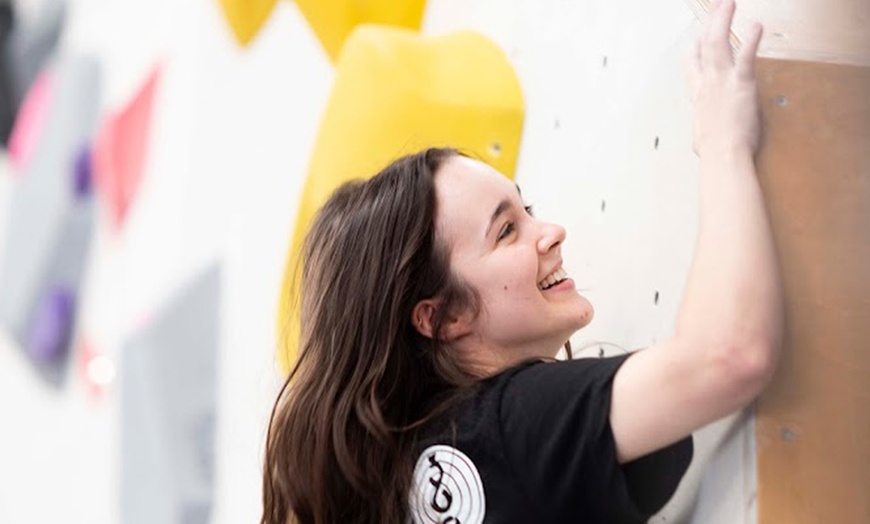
697,141,756,163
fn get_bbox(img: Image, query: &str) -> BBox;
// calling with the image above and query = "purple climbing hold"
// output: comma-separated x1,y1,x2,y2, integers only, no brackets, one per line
73,146,92,198
25,287,75,363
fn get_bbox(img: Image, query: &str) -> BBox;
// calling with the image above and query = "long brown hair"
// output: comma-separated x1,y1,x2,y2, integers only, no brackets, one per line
262,148,481,524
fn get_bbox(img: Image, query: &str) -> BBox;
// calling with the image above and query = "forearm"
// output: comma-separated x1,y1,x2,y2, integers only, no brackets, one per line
676,144,783,368
608,145,783,461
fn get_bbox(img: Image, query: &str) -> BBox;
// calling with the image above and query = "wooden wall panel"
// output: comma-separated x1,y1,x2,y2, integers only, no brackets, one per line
755,58,870,523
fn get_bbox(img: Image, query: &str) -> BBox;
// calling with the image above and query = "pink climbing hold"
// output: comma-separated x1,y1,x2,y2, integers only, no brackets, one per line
7,70,54,173
92,64,162,230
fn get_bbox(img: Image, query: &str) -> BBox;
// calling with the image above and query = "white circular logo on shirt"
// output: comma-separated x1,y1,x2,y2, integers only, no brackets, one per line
409,445,485,524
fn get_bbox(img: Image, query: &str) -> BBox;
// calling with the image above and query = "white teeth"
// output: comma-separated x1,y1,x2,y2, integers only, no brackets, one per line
539,267,569,290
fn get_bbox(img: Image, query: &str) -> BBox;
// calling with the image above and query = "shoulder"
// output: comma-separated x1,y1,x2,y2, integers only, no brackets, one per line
504,355,631,388
415,355,633,456
498,355,631,416
496,355,693,521
409,356,642,523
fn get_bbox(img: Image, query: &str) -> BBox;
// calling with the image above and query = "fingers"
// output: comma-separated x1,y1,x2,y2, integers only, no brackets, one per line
737,22,763,80
690,0,762,96
704,0,737,70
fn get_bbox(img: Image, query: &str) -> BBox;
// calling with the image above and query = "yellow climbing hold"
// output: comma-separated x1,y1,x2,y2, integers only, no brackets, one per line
276,26,525,373
217,0,278,46
294,0,427,62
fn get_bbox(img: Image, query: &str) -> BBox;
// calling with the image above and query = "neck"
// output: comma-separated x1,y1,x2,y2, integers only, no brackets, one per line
455,336,565,377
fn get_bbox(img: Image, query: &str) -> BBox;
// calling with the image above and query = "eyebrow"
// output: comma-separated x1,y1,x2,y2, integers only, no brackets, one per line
485,185,524,238
485,198,512,238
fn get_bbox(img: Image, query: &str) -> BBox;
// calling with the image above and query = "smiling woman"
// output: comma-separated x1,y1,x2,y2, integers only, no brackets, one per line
261,0,782,522
419,155,593,375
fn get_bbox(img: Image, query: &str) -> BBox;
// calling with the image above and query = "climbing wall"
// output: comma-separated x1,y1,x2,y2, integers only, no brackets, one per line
0,0,865,522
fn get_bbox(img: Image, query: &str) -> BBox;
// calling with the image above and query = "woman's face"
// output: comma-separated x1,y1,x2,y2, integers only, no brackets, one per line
434,156,593,364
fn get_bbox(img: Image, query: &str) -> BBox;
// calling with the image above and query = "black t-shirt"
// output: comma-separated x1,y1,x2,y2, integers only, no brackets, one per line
409,354,693,523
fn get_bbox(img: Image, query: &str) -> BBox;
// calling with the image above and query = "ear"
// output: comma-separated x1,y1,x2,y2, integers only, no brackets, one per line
411,299,474,341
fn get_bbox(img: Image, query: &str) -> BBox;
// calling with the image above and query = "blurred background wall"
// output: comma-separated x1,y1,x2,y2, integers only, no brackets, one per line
0,0,866,522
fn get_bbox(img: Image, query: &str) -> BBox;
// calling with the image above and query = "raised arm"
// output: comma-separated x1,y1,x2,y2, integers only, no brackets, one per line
609,0,784,463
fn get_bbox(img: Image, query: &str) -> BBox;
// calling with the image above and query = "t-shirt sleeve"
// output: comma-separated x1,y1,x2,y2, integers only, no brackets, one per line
498,354,693,523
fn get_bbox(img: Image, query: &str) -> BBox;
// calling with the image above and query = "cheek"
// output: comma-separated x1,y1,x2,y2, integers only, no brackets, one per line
487,254,540,297
457,248,539,300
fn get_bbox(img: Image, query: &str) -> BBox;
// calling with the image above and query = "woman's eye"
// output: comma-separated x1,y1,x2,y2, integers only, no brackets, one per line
524,205,534,216
497,222,515,241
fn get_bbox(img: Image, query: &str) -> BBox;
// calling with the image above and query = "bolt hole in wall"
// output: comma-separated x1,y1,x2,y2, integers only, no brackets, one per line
654,136,659,149
776,95,789,107
654,290,660,305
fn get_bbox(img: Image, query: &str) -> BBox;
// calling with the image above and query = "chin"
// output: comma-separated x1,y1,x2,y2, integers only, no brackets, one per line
571,299,594,329
579,307,594,327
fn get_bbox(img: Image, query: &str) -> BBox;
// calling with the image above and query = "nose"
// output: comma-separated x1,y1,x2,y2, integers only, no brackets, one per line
536,221,565,254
